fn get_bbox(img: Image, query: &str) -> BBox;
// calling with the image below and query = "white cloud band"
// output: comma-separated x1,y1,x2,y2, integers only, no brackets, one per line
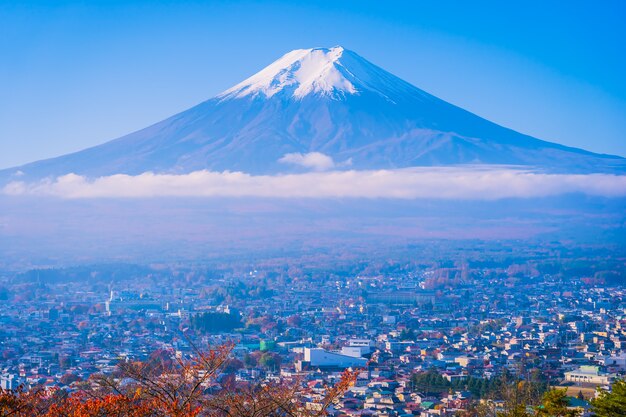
3,167,626,200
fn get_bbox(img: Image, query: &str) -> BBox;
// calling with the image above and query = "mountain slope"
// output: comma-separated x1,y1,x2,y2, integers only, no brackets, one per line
3,46,624,180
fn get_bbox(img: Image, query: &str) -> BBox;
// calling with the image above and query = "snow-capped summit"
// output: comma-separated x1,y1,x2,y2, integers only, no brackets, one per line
2,46,624,181
218,46,417,101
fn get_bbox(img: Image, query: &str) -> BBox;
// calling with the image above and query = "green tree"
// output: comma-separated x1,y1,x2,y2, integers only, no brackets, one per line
243,352,257,368
410,370,450,393
495,381,532,417
190,312,241,333
399,328,416,341
591,379,626,417
258,352,281,370
535,388,578,417
497,404,531,417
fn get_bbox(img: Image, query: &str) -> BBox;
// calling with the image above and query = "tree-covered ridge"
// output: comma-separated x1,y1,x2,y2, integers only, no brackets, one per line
410,369,548,399
190,312,242,333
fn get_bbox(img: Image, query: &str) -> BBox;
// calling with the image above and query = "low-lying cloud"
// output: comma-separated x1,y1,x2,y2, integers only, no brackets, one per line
278,152,335,171
3,167,626,200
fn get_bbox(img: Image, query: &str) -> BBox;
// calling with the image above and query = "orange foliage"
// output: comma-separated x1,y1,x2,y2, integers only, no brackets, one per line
1,343,359,417
44,392,157,417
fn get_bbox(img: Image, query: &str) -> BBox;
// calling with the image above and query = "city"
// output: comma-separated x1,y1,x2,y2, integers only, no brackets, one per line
1,243,624,415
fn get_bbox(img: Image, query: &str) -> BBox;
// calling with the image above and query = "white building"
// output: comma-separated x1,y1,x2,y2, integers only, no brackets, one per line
602,353,626,371
348,339,374,349
0,374,21,390
341,339,375,357
341,346,369,358
302,348,367,368
564,366,615,385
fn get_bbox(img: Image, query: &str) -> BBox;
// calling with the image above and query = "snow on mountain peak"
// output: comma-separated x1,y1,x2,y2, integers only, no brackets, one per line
218,46,414,101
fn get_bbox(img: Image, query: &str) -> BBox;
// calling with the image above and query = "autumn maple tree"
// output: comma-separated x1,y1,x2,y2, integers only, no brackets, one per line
0,342,358,417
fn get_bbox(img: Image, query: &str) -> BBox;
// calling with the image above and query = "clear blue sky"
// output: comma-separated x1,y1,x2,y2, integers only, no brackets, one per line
1,0,625,169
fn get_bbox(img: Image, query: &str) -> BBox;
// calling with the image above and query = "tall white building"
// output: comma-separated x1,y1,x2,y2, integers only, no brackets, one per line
0,374,20,390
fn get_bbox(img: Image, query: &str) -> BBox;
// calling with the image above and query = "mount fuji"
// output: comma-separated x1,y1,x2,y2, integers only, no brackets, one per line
3,46,624,181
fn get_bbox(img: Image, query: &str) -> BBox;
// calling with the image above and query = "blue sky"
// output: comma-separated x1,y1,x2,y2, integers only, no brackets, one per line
1,0,625,169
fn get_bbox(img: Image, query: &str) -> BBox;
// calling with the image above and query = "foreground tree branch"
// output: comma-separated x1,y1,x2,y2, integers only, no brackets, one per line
0,342,358,417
